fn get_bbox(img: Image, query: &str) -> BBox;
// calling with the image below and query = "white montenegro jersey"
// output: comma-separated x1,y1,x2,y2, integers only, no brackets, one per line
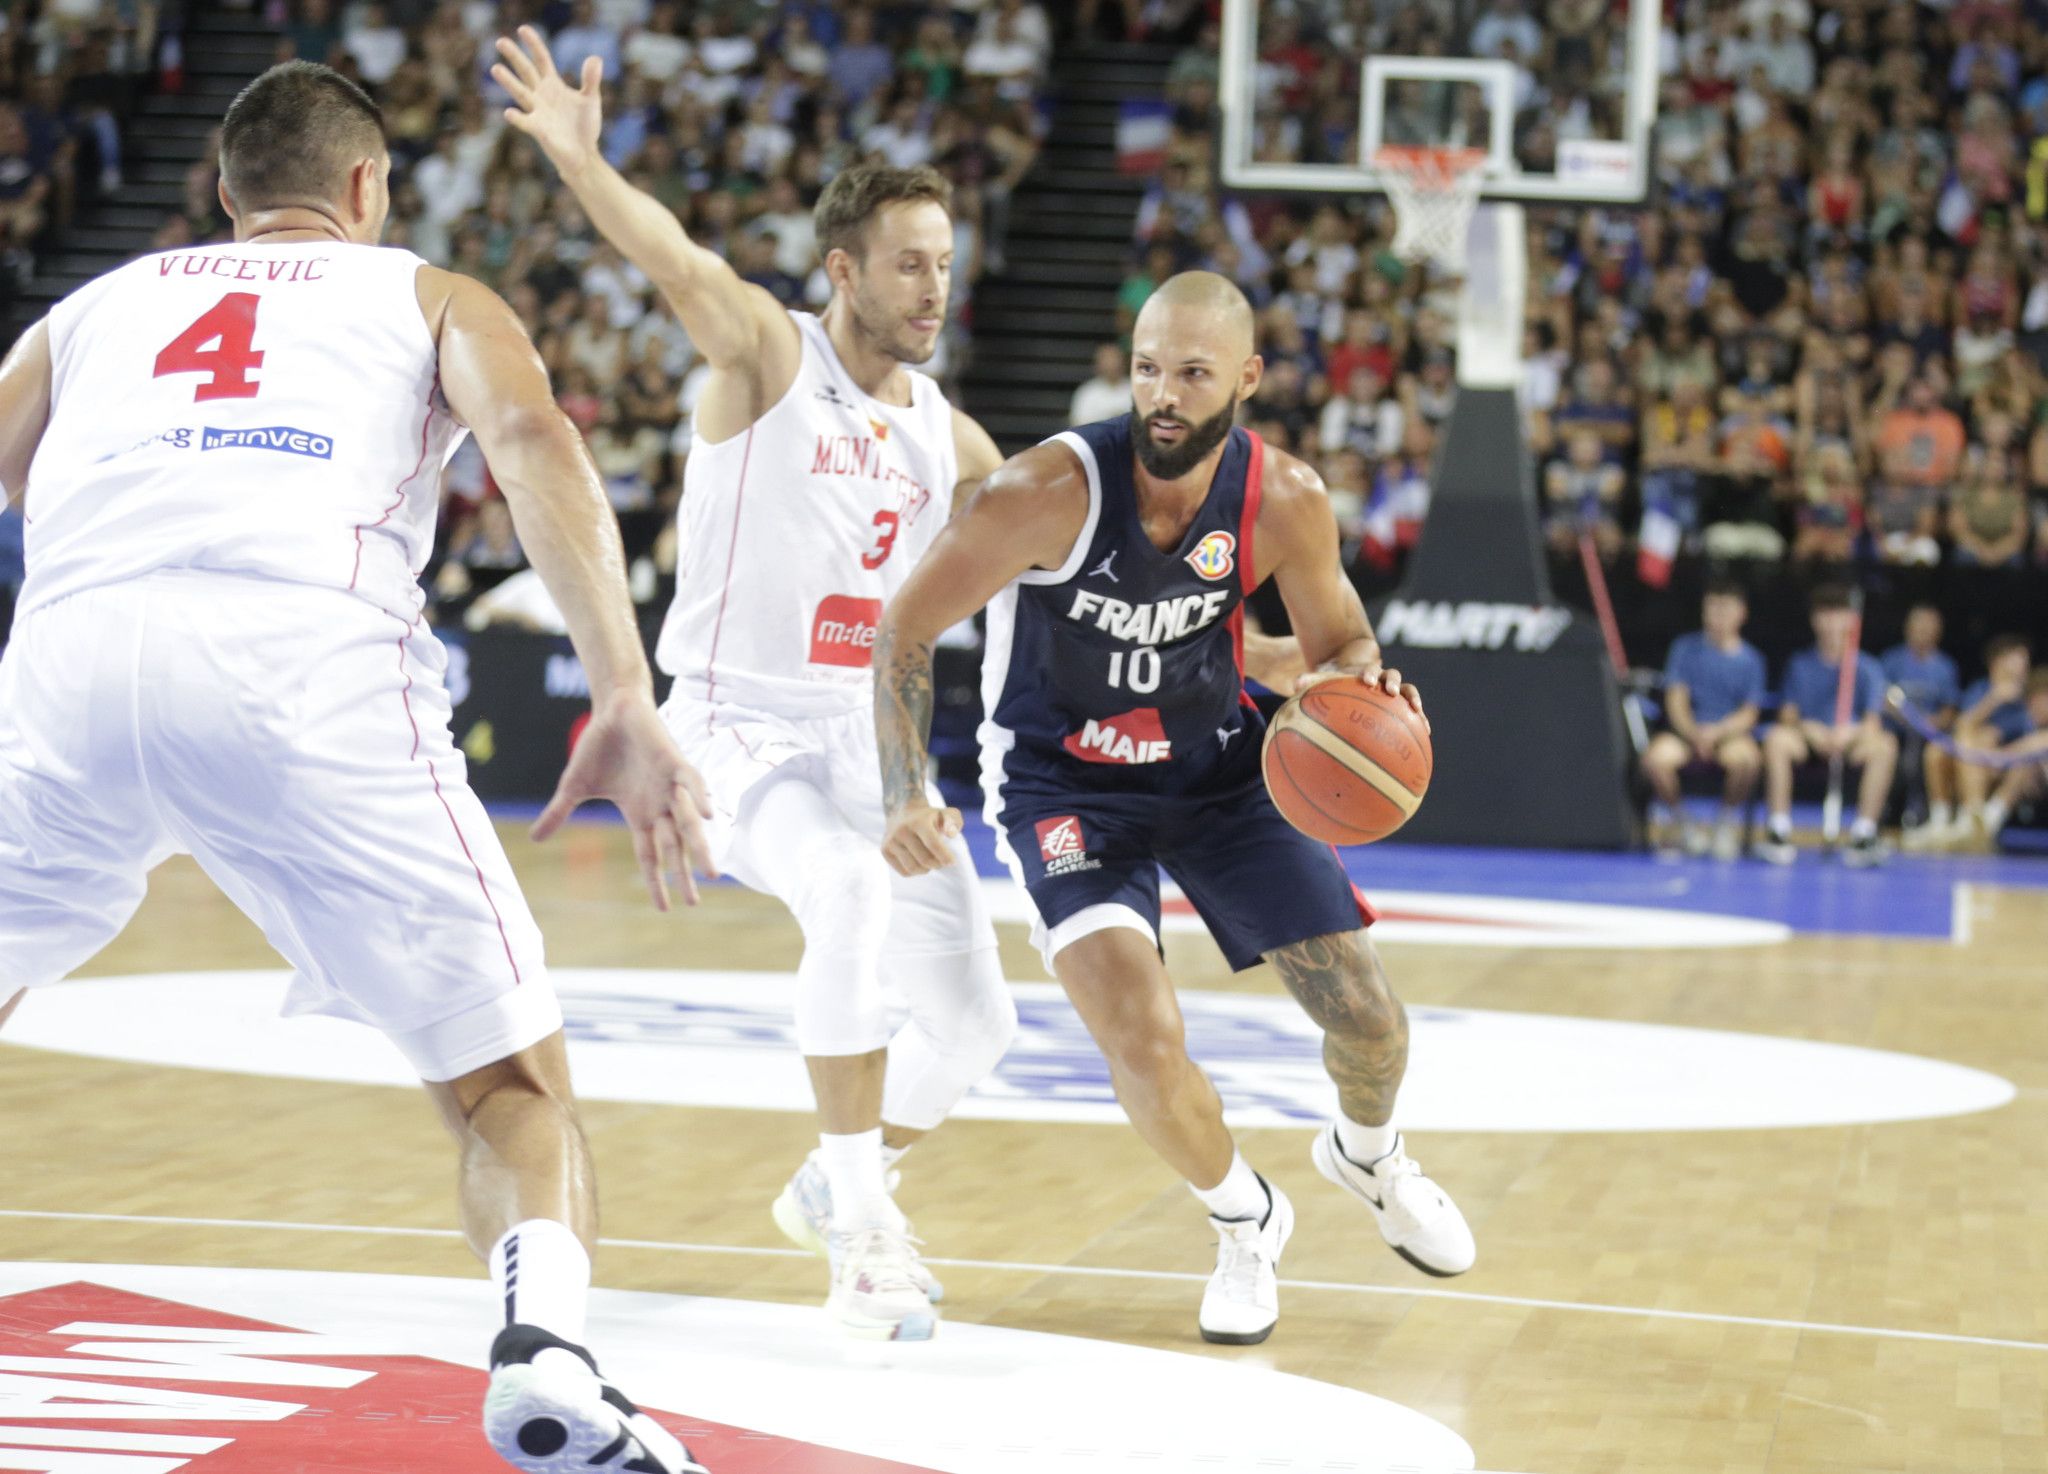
20,241,463,623
658,310,957,717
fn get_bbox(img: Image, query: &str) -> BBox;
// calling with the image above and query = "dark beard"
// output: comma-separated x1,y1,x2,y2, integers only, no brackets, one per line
1129,396,1239,480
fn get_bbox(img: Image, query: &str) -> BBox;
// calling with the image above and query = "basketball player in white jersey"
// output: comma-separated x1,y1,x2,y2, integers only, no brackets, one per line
0,63,712,1474
494,30,1017,1343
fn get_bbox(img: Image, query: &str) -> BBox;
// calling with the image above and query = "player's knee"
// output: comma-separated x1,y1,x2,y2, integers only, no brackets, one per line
1764,726,1798,759
787,832,892,946
1101,1025,1190,1094
1721,739,1761,774
950,956,1019,1071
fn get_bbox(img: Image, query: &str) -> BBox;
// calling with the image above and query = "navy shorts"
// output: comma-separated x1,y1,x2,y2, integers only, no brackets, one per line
999,773,1377,973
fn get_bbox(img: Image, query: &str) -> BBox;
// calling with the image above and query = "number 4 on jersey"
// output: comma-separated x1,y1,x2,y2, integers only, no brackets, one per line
155,292,264,401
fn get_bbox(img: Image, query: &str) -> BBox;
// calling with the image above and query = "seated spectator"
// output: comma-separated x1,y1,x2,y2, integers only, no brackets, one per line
1882,602,1961,830
1920,635,2033,848
1757,584,1897,867
1641,378,1718,546
1701,405,1790,560
829,8,895,111
1791,441,1863,563
1400,349,1457,435
343,1,408,87
1641,577,1767,859
1318,364,1402,462
0,106,50,262
1948,460,2029,566
1367,421,1433,563
1543,429,1625,559
1552,357,1635,461
1939,673,2048,850
1871,367,1966,561
1069,342,1131,425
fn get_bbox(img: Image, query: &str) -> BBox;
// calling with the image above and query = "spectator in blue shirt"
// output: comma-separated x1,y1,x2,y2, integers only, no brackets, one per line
829,9,896,110
552,0,621,83
1920,636,2039,850
1882,602,1960,833
1641,576,1767,860
1947,671,2048,850
1758,584,1897,867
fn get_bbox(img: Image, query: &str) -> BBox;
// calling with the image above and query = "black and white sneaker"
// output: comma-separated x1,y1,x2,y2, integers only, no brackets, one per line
1842,830,1891,869
484,1325,709,1474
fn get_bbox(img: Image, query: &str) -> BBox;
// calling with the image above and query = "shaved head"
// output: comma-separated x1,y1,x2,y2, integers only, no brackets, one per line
1135,271,1256,361
1127,271,1262,481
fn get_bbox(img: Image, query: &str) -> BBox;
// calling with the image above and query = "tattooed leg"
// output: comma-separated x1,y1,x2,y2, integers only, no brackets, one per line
1265,931,1408,1126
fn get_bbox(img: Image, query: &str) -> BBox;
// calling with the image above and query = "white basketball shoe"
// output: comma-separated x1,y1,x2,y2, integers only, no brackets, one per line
1311,1125,1476,1277
1198,1177,1295,1345
825,1209,940,1342
484,1325,709,1474
771,1149,944,1302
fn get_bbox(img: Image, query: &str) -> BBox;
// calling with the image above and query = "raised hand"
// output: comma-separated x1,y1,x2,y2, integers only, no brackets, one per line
491,24,603,171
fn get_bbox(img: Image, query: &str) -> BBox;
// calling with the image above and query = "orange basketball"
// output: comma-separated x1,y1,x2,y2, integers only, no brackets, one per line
1262,677,1432,845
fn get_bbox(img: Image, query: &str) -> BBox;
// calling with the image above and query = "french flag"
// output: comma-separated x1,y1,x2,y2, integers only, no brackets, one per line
1117,100,1173,176
1359,484,1399,571
1636,496,1681,589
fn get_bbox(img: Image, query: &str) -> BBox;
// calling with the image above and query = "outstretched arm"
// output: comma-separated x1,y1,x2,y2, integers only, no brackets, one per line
492,26,792,387
877,443,1088,876
1259,451,1422,719
0,319,51,508
427,268,714,909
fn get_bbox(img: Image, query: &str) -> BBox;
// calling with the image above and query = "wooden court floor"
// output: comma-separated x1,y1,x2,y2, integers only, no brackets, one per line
3,820,2045,1474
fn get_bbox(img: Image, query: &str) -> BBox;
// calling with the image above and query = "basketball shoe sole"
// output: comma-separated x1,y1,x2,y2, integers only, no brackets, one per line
484,1325,707,1474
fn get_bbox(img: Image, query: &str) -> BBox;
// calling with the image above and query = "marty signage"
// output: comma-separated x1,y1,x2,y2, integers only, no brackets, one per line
1377,599,1573,653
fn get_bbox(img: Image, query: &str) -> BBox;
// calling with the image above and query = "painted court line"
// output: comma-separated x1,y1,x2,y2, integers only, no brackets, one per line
3,1207,2043,1356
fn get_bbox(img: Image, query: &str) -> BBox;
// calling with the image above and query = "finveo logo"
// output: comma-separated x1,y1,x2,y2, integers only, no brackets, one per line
1378,599,1573,652
200,425,334,459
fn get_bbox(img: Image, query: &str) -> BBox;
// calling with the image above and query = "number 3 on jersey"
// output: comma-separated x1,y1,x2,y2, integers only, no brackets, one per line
861,510,900,569
155,292,264,401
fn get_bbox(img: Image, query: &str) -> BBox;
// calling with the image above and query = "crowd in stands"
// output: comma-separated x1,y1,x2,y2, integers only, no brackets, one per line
184,0,1052,613
0,0,149,288
1136,0,2048,579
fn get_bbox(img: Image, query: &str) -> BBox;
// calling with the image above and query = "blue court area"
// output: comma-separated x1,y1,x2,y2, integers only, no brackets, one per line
496,796,2047,943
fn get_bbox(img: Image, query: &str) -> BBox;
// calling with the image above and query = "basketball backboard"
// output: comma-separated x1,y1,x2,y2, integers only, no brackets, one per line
1218,0,1660,205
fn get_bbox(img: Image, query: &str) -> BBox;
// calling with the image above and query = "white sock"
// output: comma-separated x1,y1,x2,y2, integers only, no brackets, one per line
819,1127,890,1226
1190,1149,1270,1223
1849,816,1877,841
489,1219,590,1344
1768,812,1792,838
1928,801,1954,828
1984,796,2011,833
879,1139,911,1172
1649,801,1673,824
1335,1115,1399,1166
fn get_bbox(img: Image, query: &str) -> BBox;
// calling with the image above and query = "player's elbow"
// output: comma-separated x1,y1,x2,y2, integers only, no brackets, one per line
476,400,578,456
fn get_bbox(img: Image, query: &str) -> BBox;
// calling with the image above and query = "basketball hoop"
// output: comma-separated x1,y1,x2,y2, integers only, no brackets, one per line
1374,146,1490,276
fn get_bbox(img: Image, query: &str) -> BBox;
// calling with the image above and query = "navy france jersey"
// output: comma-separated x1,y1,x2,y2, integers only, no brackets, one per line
977,416,1376,975
980,416,1265,806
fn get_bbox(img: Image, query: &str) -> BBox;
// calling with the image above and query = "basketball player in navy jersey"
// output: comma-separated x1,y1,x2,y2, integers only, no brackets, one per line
875,272,1474,1344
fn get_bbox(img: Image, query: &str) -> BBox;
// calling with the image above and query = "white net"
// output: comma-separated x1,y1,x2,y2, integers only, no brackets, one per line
1375,147,1489,276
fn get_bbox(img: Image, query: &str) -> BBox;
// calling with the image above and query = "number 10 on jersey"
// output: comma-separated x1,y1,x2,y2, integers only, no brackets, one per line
1107,647,1161,692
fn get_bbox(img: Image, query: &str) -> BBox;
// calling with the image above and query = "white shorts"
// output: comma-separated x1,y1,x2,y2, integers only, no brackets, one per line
0,573,561,1082
663,693,995,959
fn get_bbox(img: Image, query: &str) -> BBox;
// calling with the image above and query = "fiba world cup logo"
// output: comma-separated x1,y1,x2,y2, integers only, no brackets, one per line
1184,530,1236,581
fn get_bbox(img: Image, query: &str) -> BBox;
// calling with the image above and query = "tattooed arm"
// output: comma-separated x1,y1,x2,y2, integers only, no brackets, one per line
877,441,1090,877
